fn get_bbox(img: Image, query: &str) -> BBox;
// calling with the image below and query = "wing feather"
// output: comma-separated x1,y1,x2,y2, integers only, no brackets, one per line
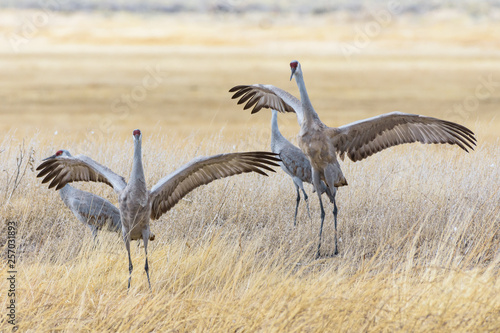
37,154,127,193
333,112,476,162
229,84,300,115
149,151,280,220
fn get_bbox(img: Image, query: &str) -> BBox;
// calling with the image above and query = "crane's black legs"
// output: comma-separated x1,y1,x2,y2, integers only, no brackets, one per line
312,169,326,259
142,229,152,291
293,180,311,226
124,229,152,291
124,234,133,291
316,197,326,259
294,184,301,226
324,167,339,257
302,188,311,219
332,191,338,255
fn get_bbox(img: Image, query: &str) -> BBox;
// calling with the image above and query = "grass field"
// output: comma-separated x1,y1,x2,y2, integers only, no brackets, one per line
1,10,499,332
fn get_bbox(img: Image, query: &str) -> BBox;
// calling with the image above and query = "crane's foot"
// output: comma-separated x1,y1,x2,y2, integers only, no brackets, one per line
315,252,339,260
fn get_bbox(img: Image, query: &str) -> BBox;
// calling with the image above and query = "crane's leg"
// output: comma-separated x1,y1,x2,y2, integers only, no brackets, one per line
324,166,339,256
142,229,152,291
332,188,339,255
293,178,311,225
301,188,312,219
123,233,133,291
312,168,326,259
293,182,301,227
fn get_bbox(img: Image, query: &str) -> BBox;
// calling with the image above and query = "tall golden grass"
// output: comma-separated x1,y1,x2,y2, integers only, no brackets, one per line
1,129,498,331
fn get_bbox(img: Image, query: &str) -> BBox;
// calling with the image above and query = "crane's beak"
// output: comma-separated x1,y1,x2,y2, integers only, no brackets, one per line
42,154,57,161
290,67,297,81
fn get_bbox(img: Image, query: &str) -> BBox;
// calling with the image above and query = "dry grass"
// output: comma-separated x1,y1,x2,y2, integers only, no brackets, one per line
0,11,499,332
1,132,499,332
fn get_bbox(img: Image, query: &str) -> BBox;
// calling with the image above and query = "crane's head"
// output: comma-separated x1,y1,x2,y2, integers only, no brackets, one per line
290,60,300,81
133,129,142,141
42,149,71,161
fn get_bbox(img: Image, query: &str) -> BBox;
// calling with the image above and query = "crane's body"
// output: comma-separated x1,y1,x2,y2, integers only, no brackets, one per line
270,109,333,224
37,129,279,289
230,60,476,258
118,137,151,243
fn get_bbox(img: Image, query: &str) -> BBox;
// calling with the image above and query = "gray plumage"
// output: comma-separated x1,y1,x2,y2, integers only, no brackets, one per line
37,131,280,290
58,184,156,241
270,109,333,225
59,184,121,238
230,60,476,258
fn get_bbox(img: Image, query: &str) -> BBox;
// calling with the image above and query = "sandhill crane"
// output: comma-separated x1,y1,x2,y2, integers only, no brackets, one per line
270,109,334,225
58,182,156,241
229,60,476,258
37,130,279,290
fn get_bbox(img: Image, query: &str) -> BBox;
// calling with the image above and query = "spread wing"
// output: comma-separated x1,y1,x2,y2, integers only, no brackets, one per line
229,84,301,116
332,112,477,162
149,151,280,220
36,154,127,192
63,186,122,232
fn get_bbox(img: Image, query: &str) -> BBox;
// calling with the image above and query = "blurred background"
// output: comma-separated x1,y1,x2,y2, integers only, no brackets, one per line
1,0,499,144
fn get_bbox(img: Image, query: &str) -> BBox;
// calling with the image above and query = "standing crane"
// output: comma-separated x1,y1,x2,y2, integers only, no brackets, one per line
37,130,279,290
229,60,476,258
270,109,333,225
58,184,155,241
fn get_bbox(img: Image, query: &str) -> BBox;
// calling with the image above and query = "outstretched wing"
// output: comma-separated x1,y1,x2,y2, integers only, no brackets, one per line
332,112,476,162
229,84,300,115
37,154,127,192
63,186,122,232
149,151,280,220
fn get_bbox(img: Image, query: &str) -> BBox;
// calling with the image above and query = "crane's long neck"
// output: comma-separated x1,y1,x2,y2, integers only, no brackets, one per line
59,184,71,203
130,138,146,190
270,110,286,152
294,71,320,126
